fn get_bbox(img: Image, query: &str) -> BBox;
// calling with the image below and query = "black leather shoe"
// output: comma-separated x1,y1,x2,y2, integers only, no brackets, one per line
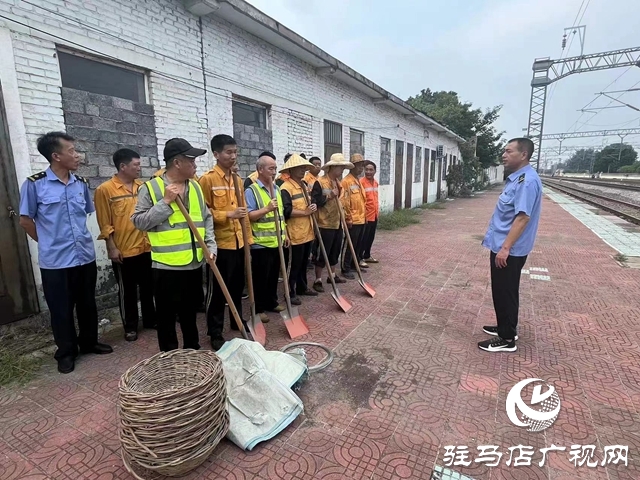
58,357,75,374
125,332,138,342
80,343,113,355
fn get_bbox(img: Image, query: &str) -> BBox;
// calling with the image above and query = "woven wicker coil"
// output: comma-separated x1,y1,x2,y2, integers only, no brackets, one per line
118,349,229,479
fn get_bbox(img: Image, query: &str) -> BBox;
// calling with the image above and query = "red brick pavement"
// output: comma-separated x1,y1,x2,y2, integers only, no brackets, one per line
2,189,640,480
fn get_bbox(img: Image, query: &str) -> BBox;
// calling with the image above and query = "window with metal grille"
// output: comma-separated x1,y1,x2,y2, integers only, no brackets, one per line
58,50,146,103
350,129,364,155
380,137,391,185
430,150,436,181
415,146,422,182
324,120,342,164
232,100,267,129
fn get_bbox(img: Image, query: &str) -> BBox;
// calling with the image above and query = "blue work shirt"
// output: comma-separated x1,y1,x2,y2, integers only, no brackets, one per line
19,168,96,270
482,164,542,257
245,179,281,250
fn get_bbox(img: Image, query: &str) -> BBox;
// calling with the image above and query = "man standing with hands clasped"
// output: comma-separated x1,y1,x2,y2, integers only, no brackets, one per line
478,138,542,353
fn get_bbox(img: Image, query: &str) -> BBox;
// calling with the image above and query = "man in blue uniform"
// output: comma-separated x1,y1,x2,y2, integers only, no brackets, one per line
19,132,112,373
478,137,542,353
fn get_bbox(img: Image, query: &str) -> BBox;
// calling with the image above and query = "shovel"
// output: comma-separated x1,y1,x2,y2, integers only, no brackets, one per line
334,187,376,298
301,187,352,313
232,173,267,346
270,185,310,339
175,196,250,340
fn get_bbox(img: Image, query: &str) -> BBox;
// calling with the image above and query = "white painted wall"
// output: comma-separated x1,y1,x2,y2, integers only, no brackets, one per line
0,0,462,304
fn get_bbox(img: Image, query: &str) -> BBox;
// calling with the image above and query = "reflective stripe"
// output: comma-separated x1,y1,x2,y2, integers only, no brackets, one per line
210,185,230,191
322,188,332,195
364,187,378,192
151,242,196,253
291,193,304,200
254,229,278,237
149,178,163,203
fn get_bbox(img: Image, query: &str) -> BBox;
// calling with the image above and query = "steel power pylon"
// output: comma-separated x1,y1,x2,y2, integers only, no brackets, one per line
526,46,640,171
541,127,640,141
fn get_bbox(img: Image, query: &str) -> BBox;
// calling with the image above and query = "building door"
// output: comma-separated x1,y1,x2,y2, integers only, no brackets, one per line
393,140,404,210
423,150,430,204
324,120,342,164
0,84,38,324
404,143,413,209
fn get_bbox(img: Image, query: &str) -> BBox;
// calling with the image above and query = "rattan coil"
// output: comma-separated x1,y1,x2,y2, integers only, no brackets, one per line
117,349,229,479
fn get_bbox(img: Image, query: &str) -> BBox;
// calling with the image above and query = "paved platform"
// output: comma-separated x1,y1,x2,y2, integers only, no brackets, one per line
2,187,640,480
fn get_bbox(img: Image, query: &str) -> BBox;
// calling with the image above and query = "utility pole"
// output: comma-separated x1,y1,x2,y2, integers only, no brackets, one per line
617,134,628,170
526,46,640,171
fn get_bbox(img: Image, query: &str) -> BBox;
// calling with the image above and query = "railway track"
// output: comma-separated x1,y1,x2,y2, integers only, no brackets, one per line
543,179,640,225
545,176,640,191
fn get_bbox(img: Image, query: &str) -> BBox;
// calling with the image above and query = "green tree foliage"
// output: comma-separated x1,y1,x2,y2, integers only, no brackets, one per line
407,89,504,168
563,148,596,172
618,162,640,173
592,143,637,173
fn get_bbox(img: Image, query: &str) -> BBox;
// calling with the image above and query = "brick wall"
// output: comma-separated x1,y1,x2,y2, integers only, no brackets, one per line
233,123,273,178
62,88,160,189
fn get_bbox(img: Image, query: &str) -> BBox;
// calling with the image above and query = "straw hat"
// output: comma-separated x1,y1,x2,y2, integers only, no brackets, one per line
322,153,354,171
279,153,313,172
351,153,365,163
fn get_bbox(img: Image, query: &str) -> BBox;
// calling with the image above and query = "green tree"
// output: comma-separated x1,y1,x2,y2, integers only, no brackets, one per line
593,143,637,173
564,148,596,172
407,89,504,168
618,162,640,173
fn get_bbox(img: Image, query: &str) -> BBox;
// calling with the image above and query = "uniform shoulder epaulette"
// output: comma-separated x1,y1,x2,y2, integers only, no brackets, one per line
518,173,525,183
27,171,46,182
74,174,88,184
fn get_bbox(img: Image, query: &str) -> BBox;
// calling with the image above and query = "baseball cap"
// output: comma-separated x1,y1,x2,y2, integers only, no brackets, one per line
163,138,207,162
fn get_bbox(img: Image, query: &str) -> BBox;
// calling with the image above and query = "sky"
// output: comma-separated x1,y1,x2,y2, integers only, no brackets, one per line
246,0,640,165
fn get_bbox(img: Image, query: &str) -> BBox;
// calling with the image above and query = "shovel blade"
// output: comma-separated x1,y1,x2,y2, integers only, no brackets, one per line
331,290,352,313
247,314,266,346
281,305,310,339
358,280,376,298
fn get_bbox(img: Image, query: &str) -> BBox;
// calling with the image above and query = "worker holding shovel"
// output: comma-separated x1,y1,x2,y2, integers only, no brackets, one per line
132,138,216,352
310,153,354,292
245,155,288,322
280,154,319,305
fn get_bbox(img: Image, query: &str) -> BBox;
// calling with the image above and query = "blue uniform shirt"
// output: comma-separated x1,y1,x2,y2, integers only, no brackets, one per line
19,168,96,270
482,164,542,257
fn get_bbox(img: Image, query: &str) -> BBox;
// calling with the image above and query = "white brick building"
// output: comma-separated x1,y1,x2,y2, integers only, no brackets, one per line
0,0,464,320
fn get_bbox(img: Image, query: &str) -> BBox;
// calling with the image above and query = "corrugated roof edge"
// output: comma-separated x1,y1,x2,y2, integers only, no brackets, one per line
189,0,466,144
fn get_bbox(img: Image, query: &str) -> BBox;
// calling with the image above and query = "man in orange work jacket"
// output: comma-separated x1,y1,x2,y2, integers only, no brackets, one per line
360,160,380,264
280,154,319,305
340,153,367,278
198,134,249,351
95,148,156,342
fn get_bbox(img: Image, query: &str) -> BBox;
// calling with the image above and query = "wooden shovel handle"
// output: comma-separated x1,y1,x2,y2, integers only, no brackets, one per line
175,195,247,336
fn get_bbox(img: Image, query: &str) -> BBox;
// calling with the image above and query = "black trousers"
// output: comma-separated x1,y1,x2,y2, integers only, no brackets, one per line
206,248,244,338
41,261,99,362
314,228,342,267
251,247,280,313
342,223,365,272
289,241,312,296
490,251,528,340
153,267,201,352
361,219,378,259
113,252,156,333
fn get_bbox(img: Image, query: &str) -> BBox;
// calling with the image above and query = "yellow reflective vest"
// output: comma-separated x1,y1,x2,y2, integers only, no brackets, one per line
146,177,206,266
248,182,286,248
